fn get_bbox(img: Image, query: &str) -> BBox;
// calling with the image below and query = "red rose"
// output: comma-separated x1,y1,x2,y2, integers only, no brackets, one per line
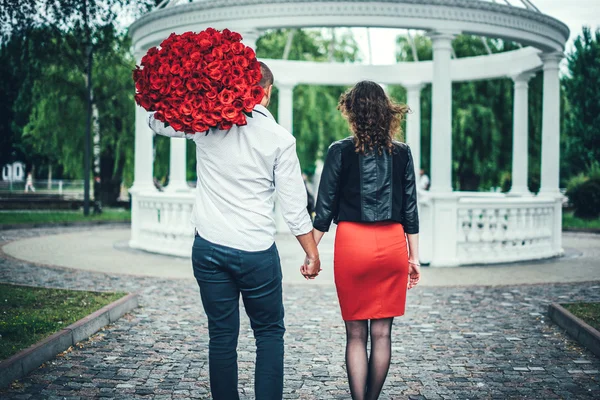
170,119,184,131
232,99,244,111
170,63,182,75
193,121,209,132
208,68,222,81
250,86,264,102
218,89,234,105
171,76,183,88
243,97,255,112
244,47,256,59
206,88,218,100
231,42,244,55
180,102,194,116
220,120,233,130
234,56,249,68
222,106,239,121
186,79,200,91
233,112,247,126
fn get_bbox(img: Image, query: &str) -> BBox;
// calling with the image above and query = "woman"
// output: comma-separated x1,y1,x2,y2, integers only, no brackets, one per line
310,80,420,400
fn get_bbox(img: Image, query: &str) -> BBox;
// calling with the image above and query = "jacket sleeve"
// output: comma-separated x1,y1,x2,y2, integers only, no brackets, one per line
313,143,342,232
402,146,419,234
147,112,195,139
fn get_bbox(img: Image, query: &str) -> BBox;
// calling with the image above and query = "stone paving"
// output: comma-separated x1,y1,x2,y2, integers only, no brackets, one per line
0,226,599,399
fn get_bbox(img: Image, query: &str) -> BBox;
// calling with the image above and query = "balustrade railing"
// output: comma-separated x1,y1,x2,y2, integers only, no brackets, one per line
456,197,558,264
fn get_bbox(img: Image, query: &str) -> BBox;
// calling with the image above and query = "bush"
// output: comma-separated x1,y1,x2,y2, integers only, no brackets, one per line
567,176,600,219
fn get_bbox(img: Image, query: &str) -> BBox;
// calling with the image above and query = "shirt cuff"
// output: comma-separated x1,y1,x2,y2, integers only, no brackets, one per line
289,215,314,237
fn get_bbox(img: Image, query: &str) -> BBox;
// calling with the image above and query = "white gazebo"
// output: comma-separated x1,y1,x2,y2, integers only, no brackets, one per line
128,0,568,266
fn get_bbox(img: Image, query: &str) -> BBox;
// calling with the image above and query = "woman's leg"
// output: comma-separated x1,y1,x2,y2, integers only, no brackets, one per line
344,319,369,400
366,317,394,400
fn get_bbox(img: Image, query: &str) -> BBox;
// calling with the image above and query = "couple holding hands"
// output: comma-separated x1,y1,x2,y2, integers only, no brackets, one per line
148,61,420,400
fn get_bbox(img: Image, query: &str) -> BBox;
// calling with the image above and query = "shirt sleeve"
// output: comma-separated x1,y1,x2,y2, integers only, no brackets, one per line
313,143,342,232
147,112,195,140
403,146,419,234
273,138,314,237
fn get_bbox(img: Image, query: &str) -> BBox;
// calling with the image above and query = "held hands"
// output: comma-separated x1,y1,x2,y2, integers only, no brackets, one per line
300,256,321,280
407,259,421,289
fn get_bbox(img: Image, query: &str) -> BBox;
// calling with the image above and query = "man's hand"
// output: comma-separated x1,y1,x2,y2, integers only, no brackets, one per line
300,256,321,280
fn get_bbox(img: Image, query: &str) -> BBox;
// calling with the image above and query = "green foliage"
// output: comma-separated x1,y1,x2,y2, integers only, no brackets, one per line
0,283,125,360
566,176,600,219
562,302,600,332
0,209,131,225
563,27,600,178
563,211,600,231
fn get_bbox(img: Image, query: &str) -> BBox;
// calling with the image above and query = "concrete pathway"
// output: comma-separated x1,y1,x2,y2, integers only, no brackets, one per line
0,226,599,399
2,226,600,286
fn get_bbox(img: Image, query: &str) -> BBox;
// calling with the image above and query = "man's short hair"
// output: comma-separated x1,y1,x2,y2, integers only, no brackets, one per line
259,61,274,89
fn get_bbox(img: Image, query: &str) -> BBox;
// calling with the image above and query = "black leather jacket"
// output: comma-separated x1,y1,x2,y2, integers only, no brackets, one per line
313,137,419,234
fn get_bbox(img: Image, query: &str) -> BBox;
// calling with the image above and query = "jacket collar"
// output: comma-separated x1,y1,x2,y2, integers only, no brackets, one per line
253,104,275,121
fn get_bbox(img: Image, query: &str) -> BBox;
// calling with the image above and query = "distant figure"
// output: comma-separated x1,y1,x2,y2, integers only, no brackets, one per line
419,169,430,191
24,172,35,193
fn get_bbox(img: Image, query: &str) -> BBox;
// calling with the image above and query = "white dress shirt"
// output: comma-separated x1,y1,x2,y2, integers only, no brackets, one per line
147,104,313,251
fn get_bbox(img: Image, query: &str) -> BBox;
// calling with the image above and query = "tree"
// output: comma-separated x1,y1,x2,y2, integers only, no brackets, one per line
22,26,136,204
562,26,600,179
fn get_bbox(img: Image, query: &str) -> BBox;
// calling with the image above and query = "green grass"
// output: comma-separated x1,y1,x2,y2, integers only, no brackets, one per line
562,211,600,230
562,302,600,332
0,284,126,360
0,209,130,225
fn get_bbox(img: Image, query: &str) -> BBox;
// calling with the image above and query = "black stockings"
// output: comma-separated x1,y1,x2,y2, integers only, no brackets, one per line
344,318,394,400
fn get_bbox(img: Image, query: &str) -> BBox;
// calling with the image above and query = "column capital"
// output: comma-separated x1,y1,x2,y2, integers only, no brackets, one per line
404,82,426,92
511,71,536,83
427,30,459,49
539,51,564,71
276,82,296,91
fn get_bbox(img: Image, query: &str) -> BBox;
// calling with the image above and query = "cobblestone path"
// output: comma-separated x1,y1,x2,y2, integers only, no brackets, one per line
1,226,599,399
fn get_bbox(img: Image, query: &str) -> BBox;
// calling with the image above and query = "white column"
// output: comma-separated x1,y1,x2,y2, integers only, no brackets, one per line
165,138,189,192
130,49,156,249
405,83,424,178
539,52,563,195
509,72,535,195
130,50,156,193
277,83,294,134
428,31,457,193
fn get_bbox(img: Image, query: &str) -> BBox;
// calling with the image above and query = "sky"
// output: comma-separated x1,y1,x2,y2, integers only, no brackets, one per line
351,0,600,65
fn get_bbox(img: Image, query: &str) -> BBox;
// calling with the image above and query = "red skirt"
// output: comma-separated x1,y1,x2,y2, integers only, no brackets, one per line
334,221,409,321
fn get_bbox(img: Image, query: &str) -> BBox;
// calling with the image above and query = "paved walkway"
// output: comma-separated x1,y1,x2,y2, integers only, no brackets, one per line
2,226,600,286
0,226,599,399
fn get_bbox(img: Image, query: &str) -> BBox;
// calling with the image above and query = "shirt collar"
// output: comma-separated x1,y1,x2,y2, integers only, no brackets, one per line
253,104,275,121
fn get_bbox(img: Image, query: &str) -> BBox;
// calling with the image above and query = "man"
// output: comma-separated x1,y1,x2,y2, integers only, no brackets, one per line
147,62,320,400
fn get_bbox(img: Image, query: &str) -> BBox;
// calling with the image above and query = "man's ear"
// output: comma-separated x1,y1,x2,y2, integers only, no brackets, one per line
267,84,273,99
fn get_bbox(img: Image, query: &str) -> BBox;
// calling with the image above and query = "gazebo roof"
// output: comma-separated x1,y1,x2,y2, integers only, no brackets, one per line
130,0,569,53
156,0,542,13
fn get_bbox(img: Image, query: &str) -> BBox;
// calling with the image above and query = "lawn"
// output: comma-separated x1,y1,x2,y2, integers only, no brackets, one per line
562,302,600,332
0,283,126,360
0,208,130,225
562,211,600,231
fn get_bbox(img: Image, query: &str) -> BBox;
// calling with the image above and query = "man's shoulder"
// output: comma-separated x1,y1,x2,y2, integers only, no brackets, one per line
248,113,295,144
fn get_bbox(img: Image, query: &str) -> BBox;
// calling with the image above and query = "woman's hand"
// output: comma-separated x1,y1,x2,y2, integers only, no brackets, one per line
407,259,420,289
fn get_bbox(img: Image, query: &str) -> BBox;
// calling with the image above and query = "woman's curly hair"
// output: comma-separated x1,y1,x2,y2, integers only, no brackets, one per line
338,80,409,155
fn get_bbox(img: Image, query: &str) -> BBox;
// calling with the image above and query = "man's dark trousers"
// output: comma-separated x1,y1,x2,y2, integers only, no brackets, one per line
192,233,285,400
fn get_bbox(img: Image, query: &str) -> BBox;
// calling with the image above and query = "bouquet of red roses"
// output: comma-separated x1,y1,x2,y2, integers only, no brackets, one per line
133,28,264,133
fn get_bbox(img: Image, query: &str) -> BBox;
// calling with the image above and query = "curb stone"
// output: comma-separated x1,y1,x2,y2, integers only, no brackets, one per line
549,302,600,359
0,292,139,388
